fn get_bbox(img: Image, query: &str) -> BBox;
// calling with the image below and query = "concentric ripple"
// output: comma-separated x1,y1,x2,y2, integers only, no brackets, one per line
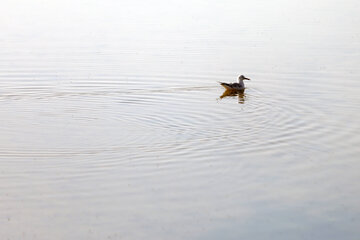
1,72,359,167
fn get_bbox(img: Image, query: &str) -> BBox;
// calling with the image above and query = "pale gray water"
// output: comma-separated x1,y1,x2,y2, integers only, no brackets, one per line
1,0,360,239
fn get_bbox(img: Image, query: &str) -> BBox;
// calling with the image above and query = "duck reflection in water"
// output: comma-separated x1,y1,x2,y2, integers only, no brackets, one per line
219,89,246,104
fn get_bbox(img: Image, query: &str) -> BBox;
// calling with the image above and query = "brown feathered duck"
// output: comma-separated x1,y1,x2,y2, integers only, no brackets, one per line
219,75,251,91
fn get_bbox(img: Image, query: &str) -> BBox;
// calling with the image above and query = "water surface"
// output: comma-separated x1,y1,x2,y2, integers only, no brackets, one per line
1,0,360,239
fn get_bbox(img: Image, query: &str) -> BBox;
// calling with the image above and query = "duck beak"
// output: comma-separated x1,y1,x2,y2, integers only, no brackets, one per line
244,77,250,80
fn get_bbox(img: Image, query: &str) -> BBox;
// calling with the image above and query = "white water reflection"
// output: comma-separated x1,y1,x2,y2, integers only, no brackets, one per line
1,0,360,239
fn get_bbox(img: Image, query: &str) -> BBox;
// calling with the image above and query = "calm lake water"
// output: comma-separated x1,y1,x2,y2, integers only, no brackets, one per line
1,0,360,239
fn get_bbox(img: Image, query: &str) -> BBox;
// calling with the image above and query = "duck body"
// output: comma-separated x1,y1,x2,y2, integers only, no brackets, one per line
220,82,245,91
219,75,250,91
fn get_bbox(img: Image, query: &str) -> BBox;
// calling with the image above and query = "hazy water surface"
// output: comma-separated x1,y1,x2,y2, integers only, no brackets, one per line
1,0,360,239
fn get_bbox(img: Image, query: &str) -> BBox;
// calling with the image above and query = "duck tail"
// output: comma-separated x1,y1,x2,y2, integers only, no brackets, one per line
219,82,231,88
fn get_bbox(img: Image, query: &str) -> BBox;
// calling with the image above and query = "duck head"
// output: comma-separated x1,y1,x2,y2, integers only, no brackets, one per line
239,75,250,81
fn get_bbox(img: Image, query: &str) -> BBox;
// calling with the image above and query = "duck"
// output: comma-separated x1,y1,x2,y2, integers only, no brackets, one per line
219,75,251,91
